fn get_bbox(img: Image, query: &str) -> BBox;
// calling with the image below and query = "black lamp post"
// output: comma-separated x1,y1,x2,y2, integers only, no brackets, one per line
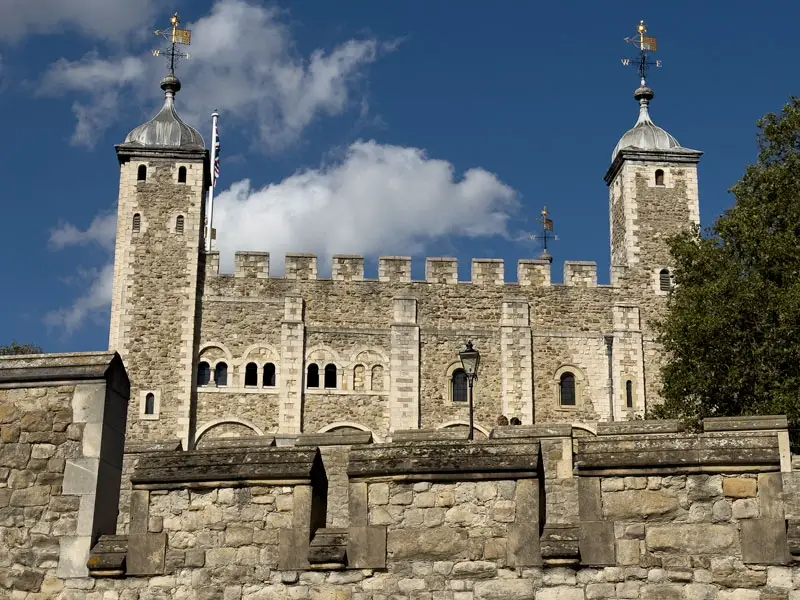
459,341,480,440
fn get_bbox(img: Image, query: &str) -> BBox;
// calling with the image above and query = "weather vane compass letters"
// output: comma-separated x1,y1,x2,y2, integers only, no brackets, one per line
530,206,558,262
621,20,661,86
153,12,192,75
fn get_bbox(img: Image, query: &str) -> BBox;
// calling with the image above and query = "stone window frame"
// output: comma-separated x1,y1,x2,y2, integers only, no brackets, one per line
647,166,672,189
622,375,638,411
139,389,161,420
136,164,148,182
444,361,471,404
170,213,186,235
305,345,345,392
348,347,390,393
239,344,281,392
132,212,142,235
653,266,674,296
552,364,585,411
177,165,188,184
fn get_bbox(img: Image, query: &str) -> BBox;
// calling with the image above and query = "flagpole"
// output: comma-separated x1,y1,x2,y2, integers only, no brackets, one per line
205,110,219,252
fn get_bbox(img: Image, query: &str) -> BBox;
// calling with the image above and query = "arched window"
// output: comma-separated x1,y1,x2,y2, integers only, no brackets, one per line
655,169,665,186
659,269,672,292
178,166,187,183
197,362,210,386
559,372,576,406
175,215,184,234
324,364,337,389
451,369,468,403
215,362,228,387
263,363,276,387
307,364,319,388
353,365,365,391
132,213,141,234
244,362,258,387
371,365,384,392
137,165,147,181
144,393,155,415
626,380,634,408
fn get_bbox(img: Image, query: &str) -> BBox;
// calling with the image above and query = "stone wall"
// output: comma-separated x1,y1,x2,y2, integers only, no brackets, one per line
12,356,800,599
0,352,129,594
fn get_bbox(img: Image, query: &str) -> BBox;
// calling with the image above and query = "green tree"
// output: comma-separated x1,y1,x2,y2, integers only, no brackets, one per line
655,98,800,429
0,342,43,356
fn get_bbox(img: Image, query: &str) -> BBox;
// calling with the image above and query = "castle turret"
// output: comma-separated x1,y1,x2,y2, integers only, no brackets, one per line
109,71,208,449
604,77,702,414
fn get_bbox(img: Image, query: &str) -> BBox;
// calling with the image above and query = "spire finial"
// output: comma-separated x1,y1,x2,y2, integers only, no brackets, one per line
622,20,661,89
152,12,192,100
529,206,559,263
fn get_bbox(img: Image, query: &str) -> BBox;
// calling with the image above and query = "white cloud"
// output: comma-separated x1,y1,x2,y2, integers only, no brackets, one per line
214,140,518,272
38,0,385,149
45,141,517,332
46,215,117,333
0,0,157,42
44,264,114,335
49,212,117,251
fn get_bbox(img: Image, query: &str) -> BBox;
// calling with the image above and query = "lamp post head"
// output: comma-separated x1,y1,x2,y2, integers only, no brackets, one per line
459,340,480,380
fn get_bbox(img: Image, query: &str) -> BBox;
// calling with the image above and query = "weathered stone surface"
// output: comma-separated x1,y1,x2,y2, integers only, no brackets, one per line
602,490,679,519
646,524,738,554
740,518,789,565
580,521,615,566
473,579,535,599
723,478,757,498
388,527,472,560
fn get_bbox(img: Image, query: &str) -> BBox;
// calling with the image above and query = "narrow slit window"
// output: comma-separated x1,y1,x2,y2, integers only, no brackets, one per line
659,269,672,292
324,364,337,389
559,372,576,406
307,364,319,388
144,393,155,415
371,365,384,391
626,380,633,408
137,165,147,181
214,362,228,387
178,166,187,183
244,362,258,387
197,362,210,386
451,369,468,403
175,215,184,234
132,213,141,234
655,169,664,186
263,363,276,387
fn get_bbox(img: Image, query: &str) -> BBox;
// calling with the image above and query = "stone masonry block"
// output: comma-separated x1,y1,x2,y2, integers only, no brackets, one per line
347,526,387,569
471,259,504,285
501,300,530,327
285,253,318,280
392,297,417,325
378,256,411,282
234,252,269,278
517,259,551,286
578,477,602,522
564,261,598,287
126,533,167,576
426,257,458,284
332,255,364,281
204,251,220,277
740,518,789,564
283,297,304,322
580,521,616,566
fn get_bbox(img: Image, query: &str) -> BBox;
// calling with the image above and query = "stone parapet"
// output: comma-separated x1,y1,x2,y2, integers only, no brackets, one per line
331,255,364,281
564,261,598,287
234,251,269,278
378,256,411,282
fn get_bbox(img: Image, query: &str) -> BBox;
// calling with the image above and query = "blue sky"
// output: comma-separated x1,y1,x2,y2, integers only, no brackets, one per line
1,0,798,353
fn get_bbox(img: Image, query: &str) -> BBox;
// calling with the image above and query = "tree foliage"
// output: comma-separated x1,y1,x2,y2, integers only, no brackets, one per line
655,98,800,428
0,342,43,356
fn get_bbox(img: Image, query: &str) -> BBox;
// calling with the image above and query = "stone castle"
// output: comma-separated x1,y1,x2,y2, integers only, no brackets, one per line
6,28,800,600
110,66,701,452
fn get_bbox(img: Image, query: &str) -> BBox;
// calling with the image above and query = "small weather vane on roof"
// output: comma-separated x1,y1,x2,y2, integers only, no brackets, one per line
621,20,661,87
530,206,558,263
152,12,192,75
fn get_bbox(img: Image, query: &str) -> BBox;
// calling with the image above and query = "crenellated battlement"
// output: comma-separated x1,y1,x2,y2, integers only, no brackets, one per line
203,252,606,288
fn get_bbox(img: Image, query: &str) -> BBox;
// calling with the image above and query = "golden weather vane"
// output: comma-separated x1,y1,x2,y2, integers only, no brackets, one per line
620,20,662,86
530,206,558,261
152,12,192,75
